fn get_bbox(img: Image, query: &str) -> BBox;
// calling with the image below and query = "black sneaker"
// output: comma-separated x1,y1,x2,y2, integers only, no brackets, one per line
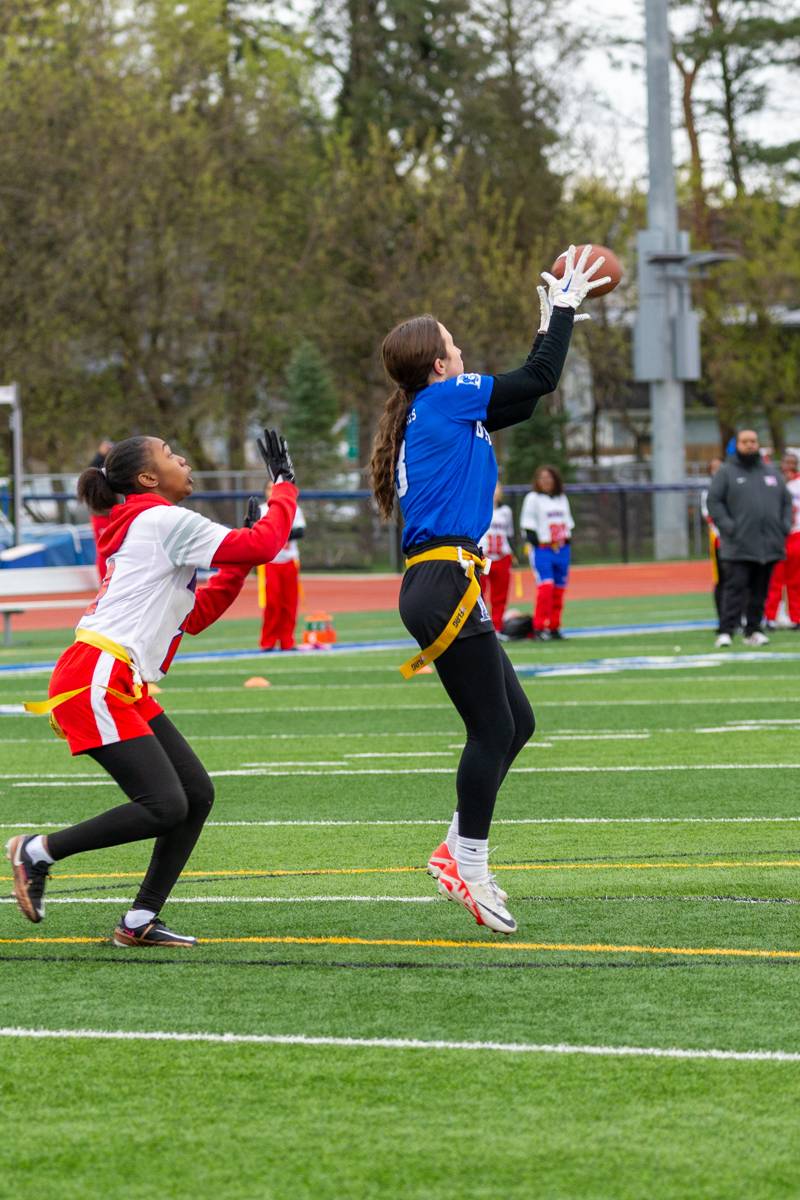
549,629,566,640
113,916,197,948
5,835,50,923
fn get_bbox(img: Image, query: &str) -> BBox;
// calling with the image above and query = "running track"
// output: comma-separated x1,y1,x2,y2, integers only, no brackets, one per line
3,561,712,635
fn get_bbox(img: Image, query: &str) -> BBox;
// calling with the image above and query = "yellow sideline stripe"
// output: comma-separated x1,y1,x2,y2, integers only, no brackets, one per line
1,933,800,959
3,857,800,883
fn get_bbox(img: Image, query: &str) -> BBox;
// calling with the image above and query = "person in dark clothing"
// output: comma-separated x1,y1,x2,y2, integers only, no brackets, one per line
707,429,792,648
89,438,114,470
369,244,608,935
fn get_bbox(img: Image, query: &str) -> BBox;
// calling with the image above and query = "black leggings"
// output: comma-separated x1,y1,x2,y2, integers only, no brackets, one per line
46,714,214,912
434,632,535,840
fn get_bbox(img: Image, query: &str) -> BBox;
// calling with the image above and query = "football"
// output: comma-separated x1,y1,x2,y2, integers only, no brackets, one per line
550,244,623,297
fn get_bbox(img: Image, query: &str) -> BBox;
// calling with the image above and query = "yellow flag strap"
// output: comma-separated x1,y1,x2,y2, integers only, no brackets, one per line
23,630,143,716
404,546,486,573
399,547,488,679
709,527,719,585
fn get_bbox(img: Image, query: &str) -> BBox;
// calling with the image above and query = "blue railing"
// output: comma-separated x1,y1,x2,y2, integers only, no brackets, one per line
1,482,708,504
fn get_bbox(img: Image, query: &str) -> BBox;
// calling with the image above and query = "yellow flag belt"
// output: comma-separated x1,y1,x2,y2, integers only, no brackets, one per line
399,547,488,679
23,629,143,717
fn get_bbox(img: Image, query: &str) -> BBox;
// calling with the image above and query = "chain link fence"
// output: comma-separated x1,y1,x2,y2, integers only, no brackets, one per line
2,470,713,568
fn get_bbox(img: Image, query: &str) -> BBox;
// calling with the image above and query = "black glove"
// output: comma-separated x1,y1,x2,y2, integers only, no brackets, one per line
256,428,295,484
244,496,261,528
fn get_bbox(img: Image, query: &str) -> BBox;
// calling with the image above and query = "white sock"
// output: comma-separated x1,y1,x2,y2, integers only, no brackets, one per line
456,836,489,883
25,835,54,865
125,908,157,929
445,811,459,854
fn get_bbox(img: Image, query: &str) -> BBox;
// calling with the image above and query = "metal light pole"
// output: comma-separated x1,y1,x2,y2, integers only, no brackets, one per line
635,0,695,560
0,383,22,545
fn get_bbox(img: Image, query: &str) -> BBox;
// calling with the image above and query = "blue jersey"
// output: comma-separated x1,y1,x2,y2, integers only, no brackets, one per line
397,372,497,552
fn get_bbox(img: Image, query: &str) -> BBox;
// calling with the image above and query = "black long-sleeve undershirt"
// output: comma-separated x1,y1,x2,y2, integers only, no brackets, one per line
484,307,574,433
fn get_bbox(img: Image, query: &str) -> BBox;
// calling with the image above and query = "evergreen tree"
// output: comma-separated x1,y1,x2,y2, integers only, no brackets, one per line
671,0,800,202
312,0,483,155
282,341,340,484
504,403,570,487
453,1,568,247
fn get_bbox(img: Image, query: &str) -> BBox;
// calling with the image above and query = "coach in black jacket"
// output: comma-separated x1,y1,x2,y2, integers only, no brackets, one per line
707,429,792,647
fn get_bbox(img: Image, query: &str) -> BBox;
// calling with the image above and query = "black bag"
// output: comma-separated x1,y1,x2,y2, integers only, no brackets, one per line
501,613,532,640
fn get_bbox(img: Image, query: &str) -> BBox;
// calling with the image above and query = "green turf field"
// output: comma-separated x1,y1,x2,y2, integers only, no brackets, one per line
1,594,800,1198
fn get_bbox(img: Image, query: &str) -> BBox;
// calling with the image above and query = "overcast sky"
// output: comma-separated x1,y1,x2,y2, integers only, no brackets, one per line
573,0,799,186
280,0,798,188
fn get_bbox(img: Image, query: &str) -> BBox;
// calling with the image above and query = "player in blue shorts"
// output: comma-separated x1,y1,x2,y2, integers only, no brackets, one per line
369,245,608,933
521,465,574,639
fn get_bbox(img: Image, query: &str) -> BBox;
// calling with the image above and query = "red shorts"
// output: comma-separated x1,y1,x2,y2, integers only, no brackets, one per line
48,642,164,755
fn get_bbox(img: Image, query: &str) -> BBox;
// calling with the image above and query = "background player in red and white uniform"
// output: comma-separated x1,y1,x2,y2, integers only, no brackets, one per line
765,451,800,627
7,429,297,948
520,465,574,639
257,481,306,650
480,482,514,632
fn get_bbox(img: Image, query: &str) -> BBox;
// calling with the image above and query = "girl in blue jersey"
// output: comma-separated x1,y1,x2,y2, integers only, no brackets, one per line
370,245,608,934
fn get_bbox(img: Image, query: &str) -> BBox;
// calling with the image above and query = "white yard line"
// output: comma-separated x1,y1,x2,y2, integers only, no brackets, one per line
1,815,799,830
11,761,800,787
0,731,461,744
542,734,651,742
1,1026,798,1064
697,725,800,734
24,697,780,716
240,753,457,765
1,725,796,746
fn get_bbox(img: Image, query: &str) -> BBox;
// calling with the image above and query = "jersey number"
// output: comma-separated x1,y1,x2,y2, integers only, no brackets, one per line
396,439,409,498
83,561,115,617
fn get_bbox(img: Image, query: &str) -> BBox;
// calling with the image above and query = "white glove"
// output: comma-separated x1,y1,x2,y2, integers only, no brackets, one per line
537,283,591,332
541,244,611,312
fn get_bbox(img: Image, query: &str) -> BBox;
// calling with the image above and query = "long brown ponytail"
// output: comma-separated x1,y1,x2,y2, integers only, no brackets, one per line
369,314,446,520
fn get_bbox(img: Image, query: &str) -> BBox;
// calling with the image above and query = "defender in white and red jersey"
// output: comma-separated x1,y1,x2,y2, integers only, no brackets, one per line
765,451,800,626
257,481,306,650
7,430,297,948
480,483,514,632
520,464,574,638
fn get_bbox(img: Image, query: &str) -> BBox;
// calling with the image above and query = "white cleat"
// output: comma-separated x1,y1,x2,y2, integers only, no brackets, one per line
427,841,508,902
742,631,769,647
715,633,732,648
437,862,517,935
